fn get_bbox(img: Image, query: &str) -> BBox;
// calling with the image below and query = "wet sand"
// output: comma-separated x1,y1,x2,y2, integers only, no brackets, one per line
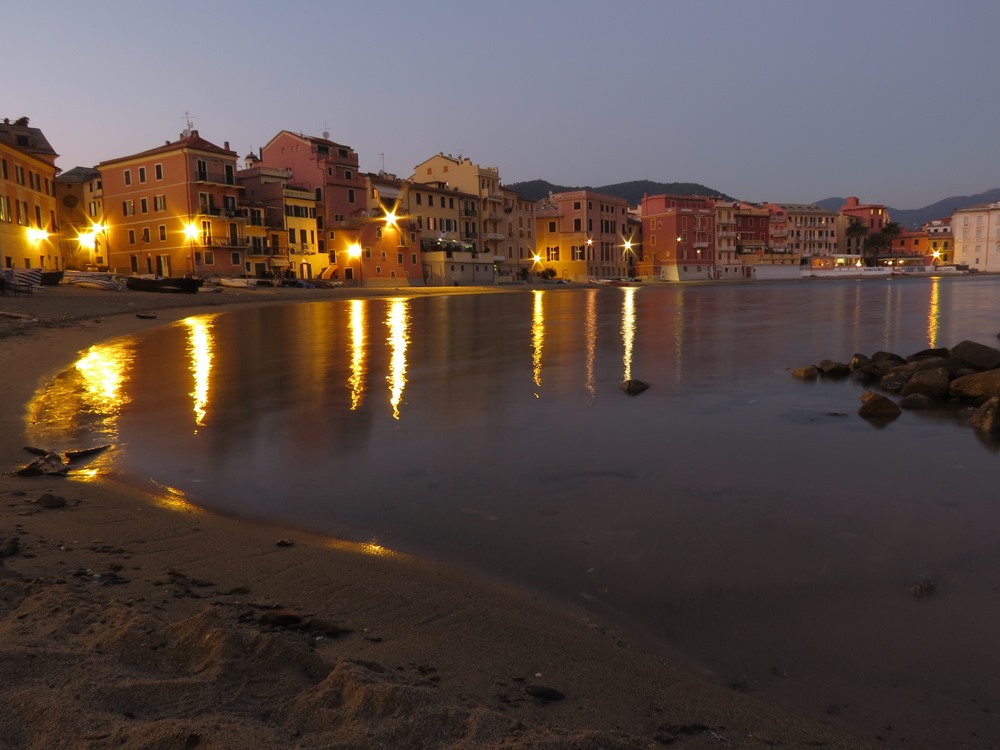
0,284,874,748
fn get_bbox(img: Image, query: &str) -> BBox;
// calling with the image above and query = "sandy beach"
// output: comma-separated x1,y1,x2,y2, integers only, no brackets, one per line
0,284,874,749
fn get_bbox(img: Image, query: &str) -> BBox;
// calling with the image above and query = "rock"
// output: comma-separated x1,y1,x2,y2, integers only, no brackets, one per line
621,379,649,395
136,313,158,320
951,340,1000,371
32,493,67,509
525,684,565,703
848,353,871,371
858,391,901,420
900,367,951,400
307,618,353,638
949,370,1000,399
275,538,295,547
969,397,1000,434
911,579,937,597
871,351,906,366
898,393,937,410
16,453,68,476
907,347,951,361
791,365,818,381
259,609,304,628
879,370,912,394
817,359,850,377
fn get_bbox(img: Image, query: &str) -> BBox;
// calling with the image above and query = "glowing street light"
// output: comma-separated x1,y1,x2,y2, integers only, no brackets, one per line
26,227,49,244
349,242,364,287
184,222,200,275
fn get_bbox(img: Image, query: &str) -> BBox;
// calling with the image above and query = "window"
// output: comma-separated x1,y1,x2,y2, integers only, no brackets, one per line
547,246,559,262
415,193,422,206
288,229,296,245
142,227,150,243
347,189,355,203
344,170,352,180
14,165,25,185
128,229,136,244
0,159,6,180
155,163,163,180
574,201,581,210
231,252,240,265
124,169,132,186
204,251,215,265
375,227,383,239
411,253,417,264
154,195,166,211
428,195,434,207
158,225,167,241
138,167,146,183
130,255,139,273
122,200,135,216
574,218,581,232
140,197,148,214
548,221,556,232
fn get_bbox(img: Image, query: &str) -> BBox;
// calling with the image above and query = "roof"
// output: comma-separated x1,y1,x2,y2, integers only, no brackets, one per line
262,129,353,154
0,118,58,162
98,129,235,167
56,166,100,183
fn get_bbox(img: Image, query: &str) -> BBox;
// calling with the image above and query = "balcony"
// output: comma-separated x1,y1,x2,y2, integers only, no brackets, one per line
483,232,505,241
717,231,736,238
693,242,710,249
195,170,236,186
463,209,478,217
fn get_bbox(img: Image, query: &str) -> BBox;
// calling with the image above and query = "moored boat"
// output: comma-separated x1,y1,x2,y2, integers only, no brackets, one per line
125,275,203,294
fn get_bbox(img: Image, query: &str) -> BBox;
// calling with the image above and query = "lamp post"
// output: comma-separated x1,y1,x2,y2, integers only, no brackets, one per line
349,242,364,287
184,222,200,277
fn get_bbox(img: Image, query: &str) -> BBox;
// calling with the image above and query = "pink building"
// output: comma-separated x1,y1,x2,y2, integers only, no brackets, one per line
639,194,716,281
841,196,890,232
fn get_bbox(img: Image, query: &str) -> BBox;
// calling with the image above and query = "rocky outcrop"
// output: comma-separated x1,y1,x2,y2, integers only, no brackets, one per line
795,339,1000,438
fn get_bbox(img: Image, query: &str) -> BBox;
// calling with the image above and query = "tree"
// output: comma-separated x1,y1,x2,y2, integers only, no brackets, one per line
845,220,868,256
862,232,889,263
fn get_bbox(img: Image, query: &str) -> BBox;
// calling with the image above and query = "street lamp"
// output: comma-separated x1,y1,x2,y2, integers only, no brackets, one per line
184,222,200,276
349,242,364,286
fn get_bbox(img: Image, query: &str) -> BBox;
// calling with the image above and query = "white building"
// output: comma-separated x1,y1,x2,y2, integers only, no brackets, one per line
952,203,1000,272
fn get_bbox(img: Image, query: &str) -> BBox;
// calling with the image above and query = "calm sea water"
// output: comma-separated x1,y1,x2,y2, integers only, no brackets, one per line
29,276,1000,746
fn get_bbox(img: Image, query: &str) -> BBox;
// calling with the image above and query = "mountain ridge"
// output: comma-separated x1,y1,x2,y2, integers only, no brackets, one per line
507,179,1000,229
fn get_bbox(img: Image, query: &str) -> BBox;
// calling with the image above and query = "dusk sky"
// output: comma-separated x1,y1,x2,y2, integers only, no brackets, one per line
12,0,999,209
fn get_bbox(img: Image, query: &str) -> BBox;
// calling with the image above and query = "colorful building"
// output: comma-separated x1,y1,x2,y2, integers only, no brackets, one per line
952,203,1000,272
767,203,838,260
99,128,245,278
639,194,716,281
55,166,105,270
923,218,952,265
0,118,60,271
841,196,891,232
499,188,536,281
534,190,630,281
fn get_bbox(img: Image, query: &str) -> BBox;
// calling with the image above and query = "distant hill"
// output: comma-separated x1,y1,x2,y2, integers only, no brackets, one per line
507,179,730,205
816,189,1000,229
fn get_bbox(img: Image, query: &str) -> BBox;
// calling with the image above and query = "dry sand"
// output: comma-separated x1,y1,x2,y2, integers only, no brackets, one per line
0,285,875,748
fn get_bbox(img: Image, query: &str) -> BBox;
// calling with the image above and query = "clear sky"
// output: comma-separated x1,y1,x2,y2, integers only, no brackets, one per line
11,0,999,208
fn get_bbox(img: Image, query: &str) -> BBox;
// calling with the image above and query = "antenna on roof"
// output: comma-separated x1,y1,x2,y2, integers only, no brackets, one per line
322,122,330,140
181,111,195,138
378,153,385,172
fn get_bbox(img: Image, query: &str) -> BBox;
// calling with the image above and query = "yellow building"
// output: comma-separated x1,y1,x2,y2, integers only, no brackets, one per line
535,190,630,281
0,117,60,271
55,166,106,270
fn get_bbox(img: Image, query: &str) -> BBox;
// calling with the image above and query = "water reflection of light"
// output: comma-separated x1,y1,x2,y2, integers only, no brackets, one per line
183,316,218,430
26,338,136,447
621,286,637,382
386,298,410,420
532,290,545,388
153,483,202,514
585,290,597,399
326,538,400,559
348,300,367,410
927,276,941,348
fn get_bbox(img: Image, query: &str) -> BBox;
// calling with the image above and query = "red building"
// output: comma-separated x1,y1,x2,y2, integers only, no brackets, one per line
639,194,715,281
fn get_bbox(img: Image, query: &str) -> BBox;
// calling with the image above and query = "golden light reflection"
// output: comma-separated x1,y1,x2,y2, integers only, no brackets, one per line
152,484,203,514
325,538,400,559
531,290,545,387
385,298,410,420
621,286,637,382
183,315,218,430
26,338,137,451
585,289,597,399
927,276,941,348
348,299,367,410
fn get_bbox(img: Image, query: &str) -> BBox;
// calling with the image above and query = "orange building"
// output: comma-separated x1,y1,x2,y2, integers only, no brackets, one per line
0,117,60,271
99,128,245,277
923,218,952,264
535,190,630,281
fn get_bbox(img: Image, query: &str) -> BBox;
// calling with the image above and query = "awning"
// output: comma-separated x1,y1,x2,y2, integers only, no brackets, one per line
269,258,290,267
377,185,401,200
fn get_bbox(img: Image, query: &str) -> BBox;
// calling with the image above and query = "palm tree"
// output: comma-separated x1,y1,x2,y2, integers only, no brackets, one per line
845,220,868,257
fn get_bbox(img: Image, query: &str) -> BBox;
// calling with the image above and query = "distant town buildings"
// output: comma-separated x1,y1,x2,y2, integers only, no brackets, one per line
0,115,974,285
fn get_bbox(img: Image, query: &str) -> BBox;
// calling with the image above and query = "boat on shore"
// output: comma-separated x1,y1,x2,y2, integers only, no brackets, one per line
125,275,203,294
62,271,127,291
208,277,258,289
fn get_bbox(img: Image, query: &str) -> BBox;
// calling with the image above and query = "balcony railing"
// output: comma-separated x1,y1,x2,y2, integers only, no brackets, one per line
195,170,236,185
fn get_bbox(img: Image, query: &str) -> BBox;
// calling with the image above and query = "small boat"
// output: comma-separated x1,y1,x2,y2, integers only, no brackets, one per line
40,270,64,286
63,270,127,291
125,275,203,294
210,277,258,289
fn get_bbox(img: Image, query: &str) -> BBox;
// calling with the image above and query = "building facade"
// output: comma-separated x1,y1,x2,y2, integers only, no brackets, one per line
99,129,245,277
639,194,716,281
952,203,1000,272
55,166,105,270
0,118,60,271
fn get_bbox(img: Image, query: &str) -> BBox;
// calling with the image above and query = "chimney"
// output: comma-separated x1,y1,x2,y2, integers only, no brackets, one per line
224,141,230,151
